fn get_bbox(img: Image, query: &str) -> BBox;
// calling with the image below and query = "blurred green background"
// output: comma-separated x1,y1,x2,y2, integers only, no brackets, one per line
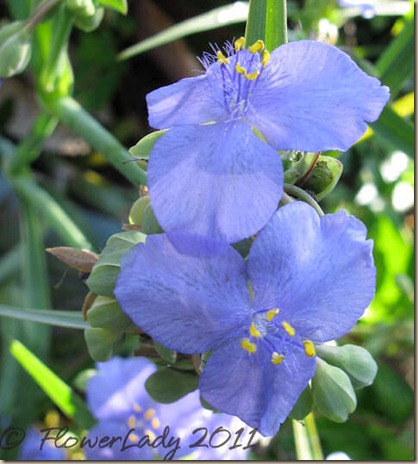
0,0,414,460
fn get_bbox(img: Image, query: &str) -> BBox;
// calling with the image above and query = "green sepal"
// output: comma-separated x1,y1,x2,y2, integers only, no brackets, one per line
0,21,32,78
316,344,378,389
153,341,177,364
312,358,357,422
145,367,199,403
289,385,314,420
86,230,146,296
84,327,122,361
129,130,168,159
86,295,133,329
73,6,104,32
298,155,343,201
97,0,128,15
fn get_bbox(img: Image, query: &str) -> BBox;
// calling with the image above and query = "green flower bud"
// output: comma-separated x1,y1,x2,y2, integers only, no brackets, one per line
84,327,122,361
129,129,168,160
142,203,163,235
312,358,357,422
87,295,132,329
289,385,314,421
86,230,146,296
316,344,378,389
73,6,104,32
129,196,150,226
300,155,343,200
0,21,32,78
66,0,96,16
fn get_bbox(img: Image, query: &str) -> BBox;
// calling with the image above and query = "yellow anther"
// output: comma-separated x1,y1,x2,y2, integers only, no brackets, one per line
235,63,247,75
144,408,156,420
249,322,262,338
133,403,142,413
282,321,296,337
271,352,285,365
245,70,260,81
234,36,246,52
217,51,230,65
128,415,136,429
151,417,160,430
261,49,270,66
303,340,316,357
266,308,279,321
128,432,140,443
145,429,156,441
249,40,265,54
240,338,257,354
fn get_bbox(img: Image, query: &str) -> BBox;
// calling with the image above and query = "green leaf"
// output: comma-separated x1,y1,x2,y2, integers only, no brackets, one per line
9,339,95,428
0,21,32,78
312,358,357,423
97,0,127,15
129,130,167,159
245,0,266,45
118,2,249,60
86,230,146,296
316,344,378,389
370,105,414,158
145,368,199,403
375,18,414,97
0,304,88,329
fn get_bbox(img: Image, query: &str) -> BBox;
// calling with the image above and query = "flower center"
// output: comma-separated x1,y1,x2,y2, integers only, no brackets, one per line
239,307,316,365
215,37,270,120
126,404,161,443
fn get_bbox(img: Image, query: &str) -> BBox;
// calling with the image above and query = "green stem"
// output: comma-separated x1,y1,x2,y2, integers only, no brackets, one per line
284,184,325,217
292,413,324,460
43,96,147,186
25,0,62,30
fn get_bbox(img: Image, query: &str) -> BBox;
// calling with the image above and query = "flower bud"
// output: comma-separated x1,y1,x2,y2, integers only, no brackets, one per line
73,6,104,32
84,327,122,361
86,295,133,329
86,230,146,296
300,155,343,200
316,344,378,389
289,385,314,420
0,21,32,78
312,358,357,422
142,202,163,235
129,196,150,226
66,0,96,16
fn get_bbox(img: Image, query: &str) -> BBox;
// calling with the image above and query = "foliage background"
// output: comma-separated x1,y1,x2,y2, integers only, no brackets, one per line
0,0,414,460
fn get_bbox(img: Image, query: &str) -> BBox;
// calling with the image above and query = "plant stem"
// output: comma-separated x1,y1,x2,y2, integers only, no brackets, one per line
292,413,324,460
44,96,147,186
284,184,325,217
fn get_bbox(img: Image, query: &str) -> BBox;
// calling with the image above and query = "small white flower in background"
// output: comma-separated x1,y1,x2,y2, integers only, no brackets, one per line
326,451,352,460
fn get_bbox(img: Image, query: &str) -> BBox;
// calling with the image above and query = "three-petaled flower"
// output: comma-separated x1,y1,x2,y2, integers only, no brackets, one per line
85,356,254,460
146,38,389,243
115,202,376,436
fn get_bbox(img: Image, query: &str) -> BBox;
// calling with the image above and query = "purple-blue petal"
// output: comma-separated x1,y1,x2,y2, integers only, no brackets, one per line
87,357,156,421
18,428,66,460
115,233,251,354
199,337,315,437
148,121,284,243
147,73,226,129
248,202,376,342
248,40,389,151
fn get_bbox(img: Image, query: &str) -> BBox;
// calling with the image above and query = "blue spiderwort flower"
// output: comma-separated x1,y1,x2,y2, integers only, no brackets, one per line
115,202,376,436
84,356,254,460
18,428,66,460
146,38,389,243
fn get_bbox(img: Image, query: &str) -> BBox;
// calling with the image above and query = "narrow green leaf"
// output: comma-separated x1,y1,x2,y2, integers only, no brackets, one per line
375,18,414,97
370,105,414,157
97,0,127,15
245,0,267,45
0,304,88,329
9,339,95,428
118,2,249,60
265,0,287,49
